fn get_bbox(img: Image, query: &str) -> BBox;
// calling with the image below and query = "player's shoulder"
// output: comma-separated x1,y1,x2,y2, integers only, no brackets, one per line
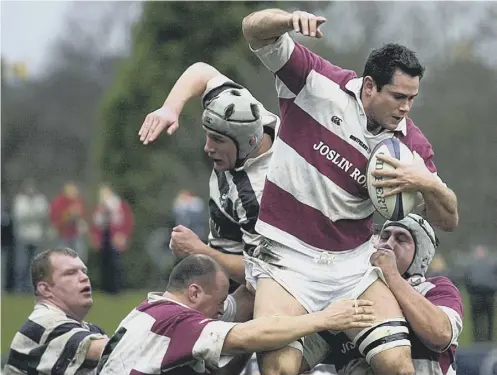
137,298,207,324
403,118,432,145
424,276,461,296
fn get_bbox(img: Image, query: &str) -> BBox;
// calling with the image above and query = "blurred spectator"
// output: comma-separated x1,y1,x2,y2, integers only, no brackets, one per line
2,192,16,292
172,190,206,240
90,184,134,294
49,182,88,262
13,178,48,292
464,245,497,342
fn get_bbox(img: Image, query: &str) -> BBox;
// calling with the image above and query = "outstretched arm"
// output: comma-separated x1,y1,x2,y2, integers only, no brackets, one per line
242,9,326,50
139,62,222,144
221,299,374,355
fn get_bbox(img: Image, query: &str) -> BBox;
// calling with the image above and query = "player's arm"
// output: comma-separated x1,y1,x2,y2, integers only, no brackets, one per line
221,299,375,355
170,225,246,285
372,251,460,352
86,337,109,361
242,9,326,50
374,151,458,232
419,180,458,232
139,62,225,144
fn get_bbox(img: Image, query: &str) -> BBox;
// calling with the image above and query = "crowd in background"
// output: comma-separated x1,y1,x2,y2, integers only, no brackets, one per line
1,180,134,294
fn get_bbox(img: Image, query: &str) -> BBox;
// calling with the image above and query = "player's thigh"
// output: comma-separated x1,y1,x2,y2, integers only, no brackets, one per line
255,278,308,375
253,277,308,318
345,279,414,374
231,284,255,322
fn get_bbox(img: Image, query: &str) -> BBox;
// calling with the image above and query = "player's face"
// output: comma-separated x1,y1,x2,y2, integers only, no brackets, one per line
377,226,415,275
196,271,230,319
365,69,419,131
203,130,237,172
47,254,93,319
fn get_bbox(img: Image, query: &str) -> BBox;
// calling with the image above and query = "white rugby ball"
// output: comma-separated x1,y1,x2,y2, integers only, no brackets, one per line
366,138,417,220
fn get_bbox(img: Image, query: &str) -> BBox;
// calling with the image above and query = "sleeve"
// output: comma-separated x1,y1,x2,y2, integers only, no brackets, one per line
191,321,239,370
36,320,106,375
425,277,464,352
251,33,357,97
158,311,238,371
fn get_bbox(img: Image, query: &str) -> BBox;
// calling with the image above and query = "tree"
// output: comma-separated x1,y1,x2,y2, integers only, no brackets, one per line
97,2,263,287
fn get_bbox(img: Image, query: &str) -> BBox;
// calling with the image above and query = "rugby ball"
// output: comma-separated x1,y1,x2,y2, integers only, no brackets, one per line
366,138,416,220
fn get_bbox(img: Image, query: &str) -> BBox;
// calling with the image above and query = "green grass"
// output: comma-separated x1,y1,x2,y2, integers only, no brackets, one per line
1,289,495,356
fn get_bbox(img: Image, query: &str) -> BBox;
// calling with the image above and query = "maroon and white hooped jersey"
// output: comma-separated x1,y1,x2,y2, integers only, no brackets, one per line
251,33,440,254
97,293,237,375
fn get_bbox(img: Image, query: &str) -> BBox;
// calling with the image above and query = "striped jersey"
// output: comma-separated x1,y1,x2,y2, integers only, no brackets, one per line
96,293,237,375
251,33,438,253
322,276,463,375
5,303,106,375
203,75,278,258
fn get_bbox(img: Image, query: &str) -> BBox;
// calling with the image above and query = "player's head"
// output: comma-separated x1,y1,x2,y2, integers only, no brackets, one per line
378,214,439,282
31,247,93,320
202,87,277,171
167,254,230,319
361,43,425,131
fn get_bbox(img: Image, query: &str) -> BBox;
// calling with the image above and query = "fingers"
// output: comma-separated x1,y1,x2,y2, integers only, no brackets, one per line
376,154,401,167
354,299,374,307
292,11,327,37
139,115,152,141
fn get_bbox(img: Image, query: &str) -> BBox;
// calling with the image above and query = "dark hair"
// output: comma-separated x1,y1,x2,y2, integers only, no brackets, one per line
31,247,78,295
167,254,225,292
363,43,425,91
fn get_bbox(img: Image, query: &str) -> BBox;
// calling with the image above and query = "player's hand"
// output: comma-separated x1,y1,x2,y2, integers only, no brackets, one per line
139,105,180,145
371,151,435,197
169,225,205,258
370,248,400,280
291,11,327,38
323,299,375,331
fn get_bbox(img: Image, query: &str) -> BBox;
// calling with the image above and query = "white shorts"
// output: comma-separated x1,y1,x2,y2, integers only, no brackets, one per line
244,237,383,313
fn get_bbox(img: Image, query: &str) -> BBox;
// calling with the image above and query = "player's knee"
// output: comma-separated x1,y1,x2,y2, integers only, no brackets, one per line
257,341,302,375
352,318,414,375
370,348,414,375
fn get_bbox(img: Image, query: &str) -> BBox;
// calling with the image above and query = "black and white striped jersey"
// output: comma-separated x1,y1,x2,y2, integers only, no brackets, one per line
202,74,278,257
5,303,106,375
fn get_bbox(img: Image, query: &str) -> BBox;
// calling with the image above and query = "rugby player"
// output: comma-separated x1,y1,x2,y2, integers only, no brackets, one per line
304,215,463,375
5,248,108,375
241,8,459,375
96,254,375,375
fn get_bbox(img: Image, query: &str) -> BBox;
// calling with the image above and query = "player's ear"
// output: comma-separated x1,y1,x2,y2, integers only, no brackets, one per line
363,76,376,95
188,283,203,302
37,281,53,298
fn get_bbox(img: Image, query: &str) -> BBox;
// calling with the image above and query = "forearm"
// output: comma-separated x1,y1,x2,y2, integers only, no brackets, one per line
162,62,221,114
422,179,458,231
223,313,326,354
86,338,109,361
193,243,246,285
386,274,452,351
242,9,293,48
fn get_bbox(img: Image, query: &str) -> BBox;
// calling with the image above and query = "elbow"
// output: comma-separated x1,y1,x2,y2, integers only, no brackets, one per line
188,62,219,76
429,330,453,353
242,14,254,41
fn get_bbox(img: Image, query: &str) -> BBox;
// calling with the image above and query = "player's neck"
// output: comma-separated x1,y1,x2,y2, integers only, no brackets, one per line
162,291,191,308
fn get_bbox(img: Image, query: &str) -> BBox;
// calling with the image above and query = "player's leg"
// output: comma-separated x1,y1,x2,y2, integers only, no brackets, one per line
254,278,308,375
346,279,414,375
217,285,256,375
220,284,254,323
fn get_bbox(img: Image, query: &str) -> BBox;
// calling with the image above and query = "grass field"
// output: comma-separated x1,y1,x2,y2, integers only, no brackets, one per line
1,288,495,356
